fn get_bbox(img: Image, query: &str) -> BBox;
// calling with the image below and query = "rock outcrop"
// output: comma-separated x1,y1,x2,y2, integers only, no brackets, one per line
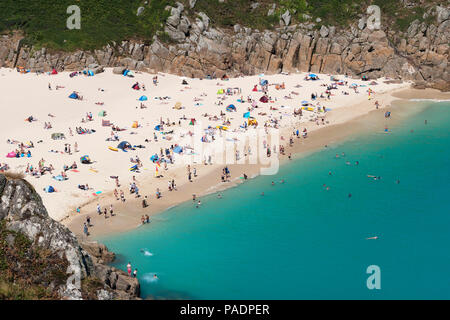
0,174,140,300
0,4,448,91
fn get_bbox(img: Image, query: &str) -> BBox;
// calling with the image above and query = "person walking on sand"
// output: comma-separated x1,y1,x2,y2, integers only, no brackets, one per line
96,203,101,215
133,269,138,278
109,204,114,216
83,223,88,237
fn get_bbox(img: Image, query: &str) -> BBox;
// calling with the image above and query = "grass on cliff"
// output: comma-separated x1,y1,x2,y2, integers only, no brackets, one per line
0,0,446,51
186,0,445,32
0,0,173,51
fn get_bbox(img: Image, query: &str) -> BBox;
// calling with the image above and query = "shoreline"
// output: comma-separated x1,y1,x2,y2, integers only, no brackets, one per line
66,87,450,239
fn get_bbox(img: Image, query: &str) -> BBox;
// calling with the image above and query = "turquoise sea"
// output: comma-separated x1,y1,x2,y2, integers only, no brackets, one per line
100,101,450,299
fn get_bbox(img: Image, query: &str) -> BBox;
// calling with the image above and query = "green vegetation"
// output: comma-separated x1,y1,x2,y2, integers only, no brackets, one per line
0,220,68,299
187,0,279,30
0,0,173,51
0,0,445,51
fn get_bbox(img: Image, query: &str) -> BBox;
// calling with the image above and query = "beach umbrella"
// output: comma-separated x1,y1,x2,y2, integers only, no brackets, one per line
139,95,148,101
243,112,250,118
80,155,91,164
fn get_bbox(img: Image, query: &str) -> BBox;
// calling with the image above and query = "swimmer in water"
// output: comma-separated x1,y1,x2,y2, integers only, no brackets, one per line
154,274,158,279
261,192,264,196
271,181,275,186
280,179,285,184
196,200,201,208
424,120,427,124
355,161,359,165
348,193,352,198
328,171,332,176
217,194,222,199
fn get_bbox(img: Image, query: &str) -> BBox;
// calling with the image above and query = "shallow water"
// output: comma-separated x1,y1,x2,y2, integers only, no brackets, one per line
100,102,450,299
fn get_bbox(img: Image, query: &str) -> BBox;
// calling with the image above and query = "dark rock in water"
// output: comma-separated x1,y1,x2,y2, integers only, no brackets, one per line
0,173,140,300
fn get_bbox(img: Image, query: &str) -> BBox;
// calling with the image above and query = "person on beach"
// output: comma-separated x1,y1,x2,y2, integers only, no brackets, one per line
142,196,148,208
109,205,114,217
83,223,88,237
133,269,138,278
145,215,150,223
97,203,101,215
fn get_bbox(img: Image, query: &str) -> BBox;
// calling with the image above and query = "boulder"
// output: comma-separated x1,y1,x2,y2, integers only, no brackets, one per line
113,66,126,74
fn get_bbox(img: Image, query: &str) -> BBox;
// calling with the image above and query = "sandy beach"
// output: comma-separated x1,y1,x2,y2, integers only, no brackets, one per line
3,67,448,238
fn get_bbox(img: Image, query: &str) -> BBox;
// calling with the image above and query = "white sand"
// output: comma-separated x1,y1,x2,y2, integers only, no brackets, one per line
0,67,411,222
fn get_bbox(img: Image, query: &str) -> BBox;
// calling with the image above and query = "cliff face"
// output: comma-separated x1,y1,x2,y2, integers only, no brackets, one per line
0,174,139,300
0,3,448,91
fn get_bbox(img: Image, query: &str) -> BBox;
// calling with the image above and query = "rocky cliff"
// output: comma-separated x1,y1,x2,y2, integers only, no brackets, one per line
0,173,140,300
0,3,448,91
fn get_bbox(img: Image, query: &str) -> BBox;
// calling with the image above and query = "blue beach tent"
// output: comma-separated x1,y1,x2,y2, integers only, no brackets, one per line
139,95,148,101
117,141,131,151
173,146,183,154
69,92,79,99
226,104,236,112
44,186,55,193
